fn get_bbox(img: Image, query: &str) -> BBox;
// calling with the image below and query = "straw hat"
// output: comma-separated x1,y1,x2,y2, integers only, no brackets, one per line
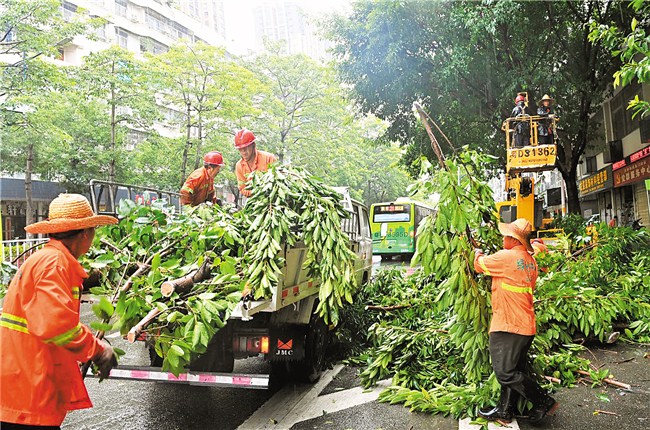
498,218,534,253
25,194,117,234
538,94,554,106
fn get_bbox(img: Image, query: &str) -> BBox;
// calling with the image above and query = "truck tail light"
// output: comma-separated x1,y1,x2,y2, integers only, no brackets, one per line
260,336,269,354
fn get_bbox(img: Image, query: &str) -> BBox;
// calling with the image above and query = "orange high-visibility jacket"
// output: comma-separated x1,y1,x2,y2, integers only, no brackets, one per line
0,239,104,426
180,166,215,206
474,244,539,335
235,150,277,197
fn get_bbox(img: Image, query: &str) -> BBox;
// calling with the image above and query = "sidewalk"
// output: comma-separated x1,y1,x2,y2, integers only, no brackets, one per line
285,343,649,430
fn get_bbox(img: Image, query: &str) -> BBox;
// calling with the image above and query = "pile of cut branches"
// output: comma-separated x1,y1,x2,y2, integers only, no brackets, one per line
340,150,650,420
82,165,359,375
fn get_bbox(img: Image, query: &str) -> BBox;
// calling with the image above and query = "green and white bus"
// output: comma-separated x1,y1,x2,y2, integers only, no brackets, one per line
370,198,436,258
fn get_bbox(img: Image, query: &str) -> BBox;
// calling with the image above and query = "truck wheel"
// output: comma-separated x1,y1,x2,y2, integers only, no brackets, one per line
292,310,329,383
190,330,235,373
148,344,163,367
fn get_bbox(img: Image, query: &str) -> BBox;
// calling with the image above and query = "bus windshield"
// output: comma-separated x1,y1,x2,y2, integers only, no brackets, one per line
373,204,411,223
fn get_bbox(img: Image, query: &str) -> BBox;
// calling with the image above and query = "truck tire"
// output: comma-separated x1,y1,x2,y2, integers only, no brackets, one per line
190,330,235,373
148,343,163,367
291,309,329,383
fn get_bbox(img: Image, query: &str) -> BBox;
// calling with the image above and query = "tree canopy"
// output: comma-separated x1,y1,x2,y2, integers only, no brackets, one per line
325,0,635,213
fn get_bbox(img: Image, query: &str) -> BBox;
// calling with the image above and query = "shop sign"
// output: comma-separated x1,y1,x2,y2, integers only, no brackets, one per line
579,165,613,197
613,156,650,187
612,145,650,171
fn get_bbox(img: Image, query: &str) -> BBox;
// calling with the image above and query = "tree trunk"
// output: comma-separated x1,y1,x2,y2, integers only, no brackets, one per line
564,170,581,215
180,103,192,188
25,142,34,239
110,87,117,185
195,110,203,170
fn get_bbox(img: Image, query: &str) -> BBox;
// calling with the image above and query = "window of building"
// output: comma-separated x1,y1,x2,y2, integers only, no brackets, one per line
115,0,127,17
61,1,78,21
585,156,597,174
5,27,16,42
611,82,642,140
116,28,128,48
127,130,149,148
140,37,168,54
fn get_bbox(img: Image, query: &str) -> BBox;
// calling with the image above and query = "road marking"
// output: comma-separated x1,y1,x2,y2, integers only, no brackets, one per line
459,417,520,429
238,364,391,429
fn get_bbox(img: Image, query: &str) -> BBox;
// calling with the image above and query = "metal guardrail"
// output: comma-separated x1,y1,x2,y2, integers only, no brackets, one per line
2,238,48,265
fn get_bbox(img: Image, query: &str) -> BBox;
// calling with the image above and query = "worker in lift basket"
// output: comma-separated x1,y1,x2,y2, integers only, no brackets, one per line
511,94,530,148
234,128,278,197
180,151,226,206
0,194,118,429
473,218,559,424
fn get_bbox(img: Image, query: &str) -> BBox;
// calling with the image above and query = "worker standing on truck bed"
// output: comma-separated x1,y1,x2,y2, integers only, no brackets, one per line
180,151,225,206
1,194,118,429
234,128,277,197
473,218,558,424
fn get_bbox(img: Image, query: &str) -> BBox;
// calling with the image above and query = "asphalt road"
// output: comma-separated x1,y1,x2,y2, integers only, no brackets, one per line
61,256,412,430
64,257,650,430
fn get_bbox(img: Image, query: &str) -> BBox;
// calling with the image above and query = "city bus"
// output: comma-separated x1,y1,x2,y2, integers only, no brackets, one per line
370,197,436,258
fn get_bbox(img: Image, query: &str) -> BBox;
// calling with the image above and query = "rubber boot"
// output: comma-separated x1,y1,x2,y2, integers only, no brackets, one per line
523,380,559,423
478,386,514,422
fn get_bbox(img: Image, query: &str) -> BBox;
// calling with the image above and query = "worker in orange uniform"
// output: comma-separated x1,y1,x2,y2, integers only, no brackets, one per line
180,151,225,206
473,219,558,424
1,194,118,429
234,128,277,197
608,215,618,228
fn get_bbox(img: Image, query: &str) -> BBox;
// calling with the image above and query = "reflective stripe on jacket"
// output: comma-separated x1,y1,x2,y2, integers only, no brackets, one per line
235,150,277,197
0,240,104,426
474,244,538,335
180,167,215,206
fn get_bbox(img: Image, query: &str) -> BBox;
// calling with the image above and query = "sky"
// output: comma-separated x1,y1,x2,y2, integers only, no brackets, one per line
222,0,351,55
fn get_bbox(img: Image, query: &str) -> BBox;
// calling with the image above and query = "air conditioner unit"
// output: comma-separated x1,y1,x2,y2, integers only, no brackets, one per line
129,14,140,23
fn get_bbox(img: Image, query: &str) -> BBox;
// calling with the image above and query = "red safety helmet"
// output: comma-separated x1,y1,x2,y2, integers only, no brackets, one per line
515,94,526,104
203,151,225,166
234,128,256,149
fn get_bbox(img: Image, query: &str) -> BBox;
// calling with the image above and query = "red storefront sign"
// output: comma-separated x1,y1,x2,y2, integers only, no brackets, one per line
613,156,650,187
613,145,650,171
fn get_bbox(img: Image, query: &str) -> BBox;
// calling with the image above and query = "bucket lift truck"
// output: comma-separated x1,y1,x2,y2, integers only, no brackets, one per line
497,92,559,234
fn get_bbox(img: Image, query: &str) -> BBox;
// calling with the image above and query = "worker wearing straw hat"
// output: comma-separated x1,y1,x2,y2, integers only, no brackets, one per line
537,94,555,144
1,194,118,429
473,218,558,424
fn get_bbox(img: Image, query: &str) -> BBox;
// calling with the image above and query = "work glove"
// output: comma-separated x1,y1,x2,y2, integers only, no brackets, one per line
93,340,118,381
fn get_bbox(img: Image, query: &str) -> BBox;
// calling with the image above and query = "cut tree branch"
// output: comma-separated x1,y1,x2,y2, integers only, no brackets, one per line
161,257,213,297
577,370,631,390
127,308,162,343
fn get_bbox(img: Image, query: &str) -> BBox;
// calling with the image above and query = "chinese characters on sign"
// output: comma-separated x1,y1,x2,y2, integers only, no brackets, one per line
579,166,613,197
612,145,650,172
613,157,650,187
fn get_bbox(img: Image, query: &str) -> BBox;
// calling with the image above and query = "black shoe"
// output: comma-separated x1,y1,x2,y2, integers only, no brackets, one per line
528,396,559,423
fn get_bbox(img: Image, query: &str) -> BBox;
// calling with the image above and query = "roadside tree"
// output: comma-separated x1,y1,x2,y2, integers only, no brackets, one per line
325,0,634,213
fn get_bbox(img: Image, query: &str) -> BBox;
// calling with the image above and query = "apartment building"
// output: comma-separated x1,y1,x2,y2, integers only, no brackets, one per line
578,82,650,228
58,0,226,64
1,1,230,240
